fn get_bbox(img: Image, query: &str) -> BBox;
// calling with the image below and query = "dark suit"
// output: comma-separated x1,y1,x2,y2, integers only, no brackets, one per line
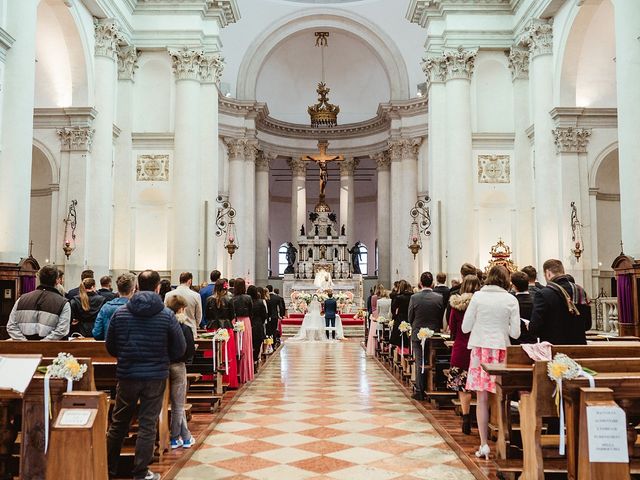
513,292,535,344
324,297,338,339
408,289,445,397
266,293,285,340
433,285,450,328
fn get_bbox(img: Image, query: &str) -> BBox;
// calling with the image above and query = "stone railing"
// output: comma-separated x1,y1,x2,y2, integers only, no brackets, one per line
595,297,619,334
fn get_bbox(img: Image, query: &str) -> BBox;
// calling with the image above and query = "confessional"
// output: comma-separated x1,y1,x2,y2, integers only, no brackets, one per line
0,256,40,339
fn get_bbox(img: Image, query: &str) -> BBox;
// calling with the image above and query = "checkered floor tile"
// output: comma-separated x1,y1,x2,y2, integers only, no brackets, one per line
175,341,475,480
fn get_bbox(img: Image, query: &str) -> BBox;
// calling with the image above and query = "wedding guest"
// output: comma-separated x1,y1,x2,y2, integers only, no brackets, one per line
158,279,172,301
446,274,481,434
205,279,238,389
324,291,338,340
450,279,461,290
510,271,535,344
66,269,94,300
165,295,196,450
232,278,254,383
389,280,412,356
200,269,221,327
98,275,117,301
366,284,382,356
93,273,136,340
248,286,267,368
228,278,236,295
266,285,285,347
55,269,66,297
521,265,543,295
462,265,520,460
446,263,476,321
69,278,105,337
164,272,202,337
433,273,450,309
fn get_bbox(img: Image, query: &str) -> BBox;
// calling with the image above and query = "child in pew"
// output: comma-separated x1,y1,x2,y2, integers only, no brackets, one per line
165,295,196,449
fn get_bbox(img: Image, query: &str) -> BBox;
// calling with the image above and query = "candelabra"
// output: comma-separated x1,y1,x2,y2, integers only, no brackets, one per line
407,196,432,259
215,196,238,258
62,200,78,259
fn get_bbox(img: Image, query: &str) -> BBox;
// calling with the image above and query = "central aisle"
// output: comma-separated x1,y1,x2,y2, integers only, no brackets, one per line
175,341,475,480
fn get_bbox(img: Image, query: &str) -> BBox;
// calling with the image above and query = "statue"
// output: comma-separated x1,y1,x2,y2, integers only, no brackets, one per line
314,224,319,236
300,224,305,236
327,224,332,236
347,241,363,275
302,140,344,211
319,245,327,260
284,242,297,274
314,269,334,289
341,224,346,236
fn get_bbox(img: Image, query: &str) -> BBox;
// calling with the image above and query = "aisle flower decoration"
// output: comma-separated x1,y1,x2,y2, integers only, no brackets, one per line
203,329,231,374
546,353,596,455
398,321,412,359
233,321,245,358
42,353,87,452
417,328,434,373
264,336,274,354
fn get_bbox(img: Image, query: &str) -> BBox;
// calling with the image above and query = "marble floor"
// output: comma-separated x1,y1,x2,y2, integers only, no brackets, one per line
173,340,476,480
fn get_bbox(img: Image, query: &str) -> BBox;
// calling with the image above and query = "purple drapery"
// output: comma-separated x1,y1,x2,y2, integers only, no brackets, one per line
617,274,633,324
20,276,36,295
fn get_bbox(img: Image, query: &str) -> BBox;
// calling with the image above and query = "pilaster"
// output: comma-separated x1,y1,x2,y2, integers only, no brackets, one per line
117,45,139,80
169,47,204,81
94,19,122,59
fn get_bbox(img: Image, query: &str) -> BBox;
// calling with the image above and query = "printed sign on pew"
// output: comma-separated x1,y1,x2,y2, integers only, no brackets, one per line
586,406,629,463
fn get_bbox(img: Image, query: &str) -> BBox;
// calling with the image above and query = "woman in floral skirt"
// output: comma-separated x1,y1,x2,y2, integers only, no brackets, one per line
232,278,254,384
462,266,520,459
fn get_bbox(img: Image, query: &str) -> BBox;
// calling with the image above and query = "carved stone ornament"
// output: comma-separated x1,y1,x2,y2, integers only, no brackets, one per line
521,19,553,58
200,52,224,84
255,151,275,171
287,158,307,177
444,46,477,81
372,151,391,170
136,155,169,181
507,46,529,80
169,47,204,81
339,157,359,176
478,155,510,184
223,137,247,159
553,127,591,153
244,142,258,163
117,45,139,80
94,19,122,59
421,55,447,86
57,127,95,152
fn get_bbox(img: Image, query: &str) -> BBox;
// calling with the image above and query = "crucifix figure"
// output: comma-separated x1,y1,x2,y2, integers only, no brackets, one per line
302,140,344,201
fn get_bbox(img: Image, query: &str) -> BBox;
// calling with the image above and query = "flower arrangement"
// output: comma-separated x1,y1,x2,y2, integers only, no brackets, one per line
290,291,314,313
354,310,367,321
399,321,411,334
214,329,230,342
41,352,87,381
233,321,245,333
336,291,355,312
417,327,434,340
376,315,388,325
265,337,274,346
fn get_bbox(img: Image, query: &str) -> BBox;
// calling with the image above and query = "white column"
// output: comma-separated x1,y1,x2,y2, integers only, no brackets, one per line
288,158,307,244
523,19,560,264
169,47,203,283
0,0,38,262
244,142,258,283
422,55,447,274
613,1,640,258
88,19,120,278
374,151,391,284
508,46,536,267
112,45,138,275
403,139,421,282
225,138,248,277
255,151,273,284
340,157,358,249
444,47,477,280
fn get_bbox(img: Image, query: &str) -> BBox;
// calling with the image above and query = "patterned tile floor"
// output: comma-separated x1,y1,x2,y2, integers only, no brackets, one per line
174,341,476,480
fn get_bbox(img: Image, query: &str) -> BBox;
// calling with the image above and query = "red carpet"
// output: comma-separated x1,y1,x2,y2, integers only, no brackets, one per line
281,313,363,326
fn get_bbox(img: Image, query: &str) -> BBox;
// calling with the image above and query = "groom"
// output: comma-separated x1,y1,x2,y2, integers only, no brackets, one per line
324,291,338,340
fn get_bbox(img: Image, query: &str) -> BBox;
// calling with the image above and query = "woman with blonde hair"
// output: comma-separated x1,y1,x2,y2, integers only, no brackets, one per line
70,278,105,337
366,284,385,356
462,266,520,459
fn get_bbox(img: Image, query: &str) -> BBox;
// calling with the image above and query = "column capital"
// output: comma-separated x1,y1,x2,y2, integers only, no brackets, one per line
256,151,276,171
553,127,591,154
287,157,307,177
94,18,122,59
57,127,95,152
507,46,529,80
117,45,139,80
443,46,477,81
223,137,247,159
169,47,204,81
200,52,225,84
521,19,553,58
372,151,391,170
340,157,359,176
421,55,447,89
244,141,259,163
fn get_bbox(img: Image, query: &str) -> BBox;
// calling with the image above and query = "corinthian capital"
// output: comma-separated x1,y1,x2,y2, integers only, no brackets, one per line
94,19,122,59
444,46,477,81
223,137,247,159
57,127,95,152
244,142,258,162
372,151,390,170
256,151,276,171
340,157,359,176
507,46,529,80
421,55,447,87
288,158,307,177
169,47,204,81
388,139,404,162
553,127,591,154
521,19,553,58
117,45,139,80
200,52,225,84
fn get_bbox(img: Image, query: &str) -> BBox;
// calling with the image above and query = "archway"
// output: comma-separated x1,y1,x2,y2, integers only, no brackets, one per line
29,145,56,264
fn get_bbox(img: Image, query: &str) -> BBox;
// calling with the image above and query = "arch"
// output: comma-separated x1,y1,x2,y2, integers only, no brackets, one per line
358,243,369,276
589,141,619,189
277,243,289,276
32,138,59,185
236,8,410,101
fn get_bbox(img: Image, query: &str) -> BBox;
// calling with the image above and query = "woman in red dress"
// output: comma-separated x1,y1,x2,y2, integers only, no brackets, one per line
205,279,238,388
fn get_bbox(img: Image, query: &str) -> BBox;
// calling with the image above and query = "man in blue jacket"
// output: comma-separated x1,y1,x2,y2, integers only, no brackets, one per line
324,291,338,340
92,273,135,340
106,270,186,480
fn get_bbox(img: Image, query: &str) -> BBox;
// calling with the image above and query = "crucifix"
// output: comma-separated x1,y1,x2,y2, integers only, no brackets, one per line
302,140,344,202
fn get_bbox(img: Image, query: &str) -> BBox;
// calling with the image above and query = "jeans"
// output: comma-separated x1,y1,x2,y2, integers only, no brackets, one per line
107,378,166,479
169,363,191,441
325,315,335,339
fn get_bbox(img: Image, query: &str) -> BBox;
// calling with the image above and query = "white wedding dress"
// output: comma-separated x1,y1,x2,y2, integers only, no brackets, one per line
289,299,345,342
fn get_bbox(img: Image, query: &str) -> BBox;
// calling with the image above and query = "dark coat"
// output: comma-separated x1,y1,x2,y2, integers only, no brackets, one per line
433,285,451,312
69,292,106,337
98,288,117,302
267,294,286,320
106,291,186,380
408,289,445,341
324,298,338,319
175,322,196,364
390,292,412,347
512,293,536,344
232,294,253,318
529,275,591,345
205,295,235,329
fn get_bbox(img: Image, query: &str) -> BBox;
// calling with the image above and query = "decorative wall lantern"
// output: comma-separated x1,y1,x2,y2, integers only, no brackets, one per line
215,195,238,258
407,196,432,259
570,201,583,261
62,200,78,259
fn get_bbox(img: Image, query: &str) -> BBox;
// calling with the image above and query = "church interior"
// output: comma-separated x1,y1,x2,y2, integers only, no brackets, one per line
1,0,640,479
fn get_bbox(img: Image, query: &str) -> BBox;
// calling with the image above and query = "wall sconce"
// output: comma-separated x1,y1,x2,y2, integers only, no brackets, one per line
407,196,432,259
570,201,583,261
215,195,238,258
62,200,77,260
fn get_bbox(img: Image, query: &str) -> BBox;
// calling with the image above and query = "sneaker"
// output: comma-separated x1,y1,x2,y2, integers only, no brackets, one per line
170,438,184,449
182,436,195,448
135,471,160,480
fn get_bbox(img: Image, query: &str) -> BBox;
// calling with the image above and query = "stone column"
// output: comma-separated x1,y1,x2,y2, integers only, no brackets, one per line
288,158,307,245
422,55,447,274
0,0,38,262
112,46,139,275
553,127,591,285
340,157,359,249
255,151,274,284
244,141,258,282
613,1,640,258
373,151,391,284
224,138,247,277
523,19,559,264
508,46,535,268
88,19,120,277
169,47,204,282
200,53,224,280
444,47,477,279
403,138,422,282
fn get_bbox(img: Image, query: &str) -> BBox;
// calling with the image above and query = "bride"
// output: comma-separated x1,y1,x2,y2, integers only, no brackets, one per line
289,294,344,342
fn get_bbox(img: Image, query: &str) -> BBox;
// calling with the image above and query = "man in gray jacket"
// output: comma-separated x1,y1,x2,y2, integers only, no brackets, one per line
408,271,445,400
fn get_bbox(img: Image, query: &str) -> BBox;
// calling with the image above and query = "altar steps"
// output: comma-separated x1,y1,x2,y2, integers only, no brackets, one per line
282,325,364,338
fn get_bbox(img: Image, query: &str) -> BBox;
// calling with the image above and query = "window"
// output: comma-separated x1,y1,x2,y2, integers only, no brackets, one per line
359,244,368,276
278,243,289,276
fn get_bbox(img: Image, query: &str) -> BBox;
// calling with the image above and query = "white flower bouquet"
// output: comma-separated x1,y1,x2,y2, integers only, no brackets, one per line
399,321,411,333
417,327,434,340
214,328,230,342
233,321,245,333
42,352,87,381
